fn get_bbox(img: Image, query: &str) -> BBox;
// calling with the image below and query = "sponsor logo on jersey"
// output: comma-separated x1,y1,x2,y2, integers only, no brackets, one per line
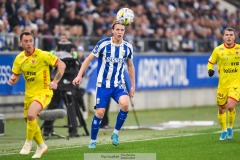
106,57,125,63
223,68,238,73
231,62,239,66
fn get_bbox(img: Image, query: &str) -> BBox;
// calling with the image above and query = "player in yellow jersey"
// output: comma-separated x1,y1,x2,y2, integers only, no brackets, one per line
207,27,240,141
8,31,66,158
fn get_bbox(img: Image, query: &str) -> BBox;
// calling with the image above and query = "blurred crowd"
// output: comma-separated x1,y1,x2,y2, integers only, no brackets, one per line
0,0,240,53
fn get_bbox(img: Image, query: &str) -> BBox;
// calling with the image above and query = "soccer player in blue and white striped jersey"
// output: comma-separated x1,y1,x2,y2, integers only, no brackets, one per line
72,20,135,148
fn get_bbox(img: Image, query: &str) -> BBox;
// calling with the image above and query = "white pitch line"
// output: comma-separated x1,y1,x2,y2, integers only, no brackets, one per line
1,129,240,157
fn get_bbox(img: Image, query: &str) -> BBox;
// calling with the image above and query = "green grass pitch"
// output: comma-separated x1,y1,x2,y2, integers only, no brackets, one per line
1,105,240,160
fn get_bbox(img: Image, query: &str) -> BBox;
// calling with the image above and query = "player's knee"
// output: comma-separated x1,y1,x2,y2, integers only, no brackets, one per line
95,109,105,118
27,114,35,121
228,105,235,112
227,100,237,111
119,99,129,109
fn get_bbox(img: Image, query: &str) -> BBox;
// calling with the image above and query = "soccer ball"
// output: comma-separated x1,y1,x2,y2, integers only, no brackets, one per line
116,8,134,26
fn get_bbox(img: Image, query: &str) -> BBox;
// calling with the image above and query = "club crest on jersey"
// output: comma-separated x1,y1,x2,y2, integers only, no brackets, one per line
96,98,100,104
31,59,36,64
93,120,98,125
236,52,239,55
121,50,125,56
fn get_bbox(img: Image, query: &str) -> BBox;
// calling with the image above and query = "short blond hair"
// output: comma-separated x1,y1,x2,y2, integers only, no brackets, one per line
111,20,125,29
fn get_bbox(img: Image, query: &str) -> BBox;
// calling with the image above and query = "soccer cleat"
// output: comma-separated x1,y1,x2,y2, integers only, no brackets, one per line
111,133,119,146
219,131,227,140
20,142,32,155
88,141,97,149
227,128,233,140
32,144,48,158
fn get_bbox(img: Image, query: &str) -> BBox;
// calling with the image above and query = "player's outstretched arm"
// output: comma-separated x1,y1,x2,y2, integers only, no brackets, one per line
126,59,135,98
50,59,66,90
8,73,20,86
73,53,95,86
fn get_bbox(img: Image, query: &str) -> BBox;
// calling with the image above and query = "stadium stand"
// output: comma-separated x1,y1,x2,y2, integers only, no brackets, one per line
226,0,240,9
0,0,239,53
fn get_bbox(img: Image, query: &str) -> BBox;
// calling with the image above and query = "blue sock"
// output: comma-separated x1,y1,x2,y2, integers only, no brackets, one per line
90,115,102,140
115,110,128,130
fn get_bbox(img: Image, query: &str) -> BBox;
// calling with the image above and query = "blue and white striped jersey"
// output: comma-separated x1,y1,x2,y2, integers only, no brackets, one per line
92,37,133,88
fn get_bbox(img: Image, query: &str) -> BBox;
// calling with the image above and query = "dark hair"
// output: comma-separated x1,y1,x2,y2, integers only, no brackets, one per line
223,27,235,34
20,31,34,40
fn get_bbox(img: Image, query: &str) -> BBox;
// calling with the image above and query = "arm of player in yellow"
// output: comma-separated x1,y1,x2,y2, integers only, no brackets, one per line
207,61,214,70
8,73,20,86
50,59,66,90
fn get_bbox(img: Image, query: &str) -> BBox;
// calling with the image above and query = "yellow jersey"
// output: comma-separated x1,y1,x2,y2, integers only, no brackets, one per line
207,43,240,87
12,48,58,97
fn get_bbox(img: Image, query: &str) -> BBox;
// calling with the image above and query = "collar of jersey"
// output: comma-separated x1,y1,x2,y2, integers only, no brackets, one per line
111,37,123,47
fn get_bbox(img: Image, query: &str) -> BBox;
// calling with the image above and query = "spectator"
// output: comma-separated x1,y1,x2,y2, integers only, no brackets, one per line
0,0,239,52
165,27,180,52
5,0,17,18
10,25,22,50
8,7,28,31
0,19,8,51
44,0,59,13
36,19,55,51
46,8,60,32
181,31,196,52
148,27,165,52
63,10,87,35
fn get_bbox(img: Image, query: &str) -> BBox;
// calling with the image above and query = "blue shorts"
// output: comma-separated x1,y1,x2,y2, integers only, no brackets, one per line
95,84,128,108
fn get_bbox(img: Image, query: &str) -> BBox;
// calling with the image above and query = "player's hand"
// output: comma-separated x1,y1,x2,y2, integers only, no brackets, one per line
129,87,135,98
8,78,16,86
8,75,17,86
208,69,215,77
72,76,82,86
49,81,58,90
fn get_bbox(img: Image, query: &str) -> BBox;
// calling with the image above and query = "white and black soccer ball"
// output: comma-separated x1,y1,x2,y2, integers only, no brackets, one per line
116,8,134,26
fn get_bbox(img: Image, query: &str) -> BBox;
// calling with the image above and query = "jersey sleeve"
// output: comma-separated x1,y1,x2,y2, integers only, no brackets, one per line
207,47,218,70
12,55,22,75
92,39,105,58
43,51,58,67
127,44,134,60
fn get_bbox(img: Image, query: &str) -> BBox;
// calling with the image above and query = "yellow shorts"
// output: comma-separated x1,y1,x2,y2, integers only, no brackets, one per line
23,94,52,118
217,86,240,106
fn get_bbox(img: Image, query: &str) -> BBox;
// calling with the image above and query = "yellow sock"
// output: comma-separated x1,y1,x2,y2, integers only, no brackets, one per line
27,119,37,141
33,125,44,145
228,109,236,128
218,112,227,131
